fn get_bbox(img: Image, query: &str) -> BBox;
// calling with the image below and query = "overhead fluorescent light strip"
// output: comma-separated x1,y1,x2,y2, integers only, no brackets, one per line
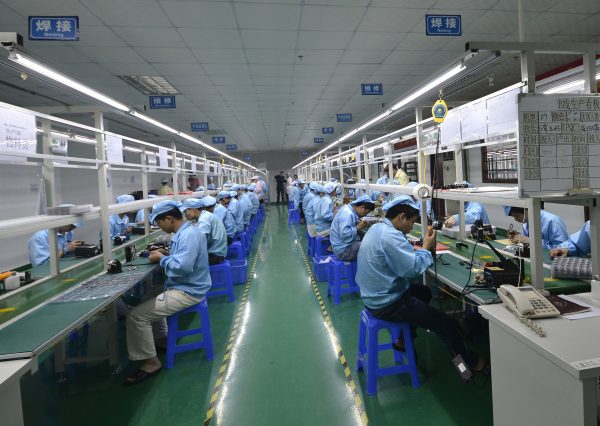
294,62,465,169
543,72,600,94
10,52,129,112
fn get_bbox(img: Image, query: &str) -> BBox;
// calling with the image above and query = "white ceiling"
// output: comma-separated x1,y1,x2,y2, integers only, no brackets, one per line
0,0,599,160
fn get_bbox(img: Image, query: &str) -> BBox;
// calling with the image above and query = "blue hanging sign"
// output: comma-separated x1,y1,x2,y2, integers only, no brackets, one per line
301,150,309,157
322,127,334,134
425,14,462,36
336,113,352,122
361,83,383,95
212,136,226,144
149,95,176,109
314,138,324,144
191,122,209,132
29,16,79,41
226,144,237,151
243,154,252,161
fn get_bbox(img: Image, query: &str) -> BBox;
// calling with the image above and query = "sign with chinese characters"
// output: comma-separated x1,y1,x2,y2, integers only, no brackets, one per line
191,156,197,173
147,152,157,172
322,127,334,134
0,106,37,162
212,136,226,144
149,95,176,109
314,138,324,144
105,134,124,164
336,113,352,122
361,83,383,96
425,15,461,36
226,144,237,151
191,122,209,132
243,154,251,161
301,150,309,157
29,16,79,41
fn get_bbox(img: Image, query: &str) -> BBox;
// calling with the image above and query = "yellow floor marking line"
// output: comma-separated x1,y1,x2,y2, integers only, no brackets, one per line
292,225,370,426
204,212,269,426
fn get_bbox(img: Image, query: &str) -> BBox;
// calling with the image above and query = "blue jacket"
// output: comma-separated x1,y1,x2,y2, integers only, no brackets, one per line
28,230,73,266
302,192,316,220
305,194,320,225
109,214,130,238
356,219,433,309
135,209,145,224
239,194,252,227
559,221,591,256
159,221,211,299
314,196,334,233
451,202,489,225
197,211,228,257
214,204,236,238
330,205,359,256
248,192,260,215
228,198,244,233
293,186,304,210
522,210,569,249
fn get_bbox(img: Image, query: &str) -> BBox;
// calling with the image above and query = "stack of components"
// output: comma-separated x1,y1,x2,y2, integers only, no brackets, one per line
47,204,93,215
551,257,592,280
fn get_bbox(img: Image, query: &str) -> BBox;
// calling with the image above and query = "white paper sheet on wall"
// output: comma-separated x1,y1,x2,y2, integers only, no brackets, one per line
191,156,196,173
147,152,157,172
0,106,37,162
105,134,123,164
159,147,168,169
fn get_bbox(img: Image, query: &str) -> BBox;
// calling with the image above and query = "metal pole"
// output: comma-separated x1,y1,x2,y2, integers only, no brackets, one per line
527,198,544,289
590,197,600,278
41,118,59,276
95,111,112,265
141,147,150,234
583,51,598,94
521,49,536,93
362,134,371,194
171,142,179,200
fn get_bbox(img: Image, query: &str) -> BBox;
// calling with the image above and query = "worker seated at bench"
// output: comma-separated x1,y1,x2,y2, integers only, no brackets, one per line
125,200,211,385
305,183,322,238
180,197,228,265
503,206,568,249
355,195,486,376
550,221,591,258
135,194,157,225
109,194,135,239
215,191,236,246
28,204,84,266
314,182,337,238
330,195,375,262
444,182,490,228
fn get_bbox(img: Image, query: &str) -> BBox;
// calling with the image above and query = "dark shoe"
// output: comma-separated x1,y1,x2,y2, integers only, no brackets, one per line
392,338,405,352
124,368,161,386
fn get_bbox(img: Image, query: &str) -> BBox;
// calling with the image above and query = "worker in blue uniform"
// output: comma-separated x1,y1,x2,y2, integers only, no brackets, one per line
293,179,307,223
180,196,228,265
215,191,236,245
355,195,486,375
376,164,401,185
228,189,244,233
125,200,211,385
305,184,323,238
330,195,375,261
314,182,336,237
302,182,318,218
370,190,385,204
234,184,252,230
109,194,135,238
550,221,592,258
443,182,489,228
247,184,260,216
28,205,84,266
503,206,568,249
135,194,157,225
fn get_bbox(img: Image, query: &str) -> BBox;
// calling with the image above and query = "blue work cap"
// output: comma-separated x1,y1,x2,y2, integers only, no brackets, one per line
248,184,256,191
223,182,232,189
58,204,84,228
180,198,203,212
150,200,182,223
298,179,305,185
370,191,382,202
309,181,318,191
503,206,512,216
335,183,342,195
350,195,375,206
323,182,336,194
229,190,238,198
202,196,217,207
359,178,366,184
232,184,242,191
217,191,231,201
383,195,420,212
116,194,135,204
196,186,205,192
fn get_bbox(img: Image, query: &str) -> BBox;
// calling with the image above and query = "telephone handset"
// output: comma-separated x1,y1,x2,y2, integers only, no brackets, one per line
498,285,560,319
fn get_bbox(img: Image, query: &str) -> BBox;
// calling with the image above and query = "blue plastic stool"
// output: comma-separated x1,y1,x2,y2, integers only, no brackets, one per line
227,241,244,260
356,310,419,395
206,261,235,302
288,209,300,224
235,231,250,256
166,299,214,368
314,236,330,257
306,232,314,257
327,257,359,304
288,201,294,210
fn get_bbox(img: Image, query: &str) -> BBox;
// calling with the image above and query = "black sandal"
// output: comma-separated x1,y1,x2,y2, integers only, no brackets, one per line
124,368,162,386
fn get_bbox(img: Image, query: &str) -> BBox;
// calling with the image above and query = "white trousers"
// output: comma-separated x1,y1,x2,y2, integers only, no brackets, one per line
316,229,330,237
307,224,317,238
126,289,200,361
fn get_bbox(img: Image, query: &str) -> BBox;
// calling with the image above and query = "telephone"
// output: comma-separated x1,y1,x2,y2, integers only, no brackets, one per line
498,285,560,319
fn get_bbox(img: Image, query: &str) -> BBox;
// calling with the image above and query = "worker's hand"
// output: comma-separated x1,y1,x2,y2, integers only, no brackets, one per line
148,250,164,263
423,227,436,252
126,226,133,234
444,216,456,228
549,248,569,259
65,241,83,252
357,220,368,230
510,234,530,244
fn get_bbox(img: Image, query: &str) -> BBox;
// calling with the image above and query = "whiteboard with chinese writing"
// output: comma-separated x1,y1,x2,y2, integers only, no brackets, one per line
518,93,600,196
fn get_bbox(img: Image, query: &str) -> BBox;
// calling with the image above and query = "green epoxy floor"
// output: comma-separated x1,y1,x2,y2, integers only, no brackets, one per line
20,206,493,425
